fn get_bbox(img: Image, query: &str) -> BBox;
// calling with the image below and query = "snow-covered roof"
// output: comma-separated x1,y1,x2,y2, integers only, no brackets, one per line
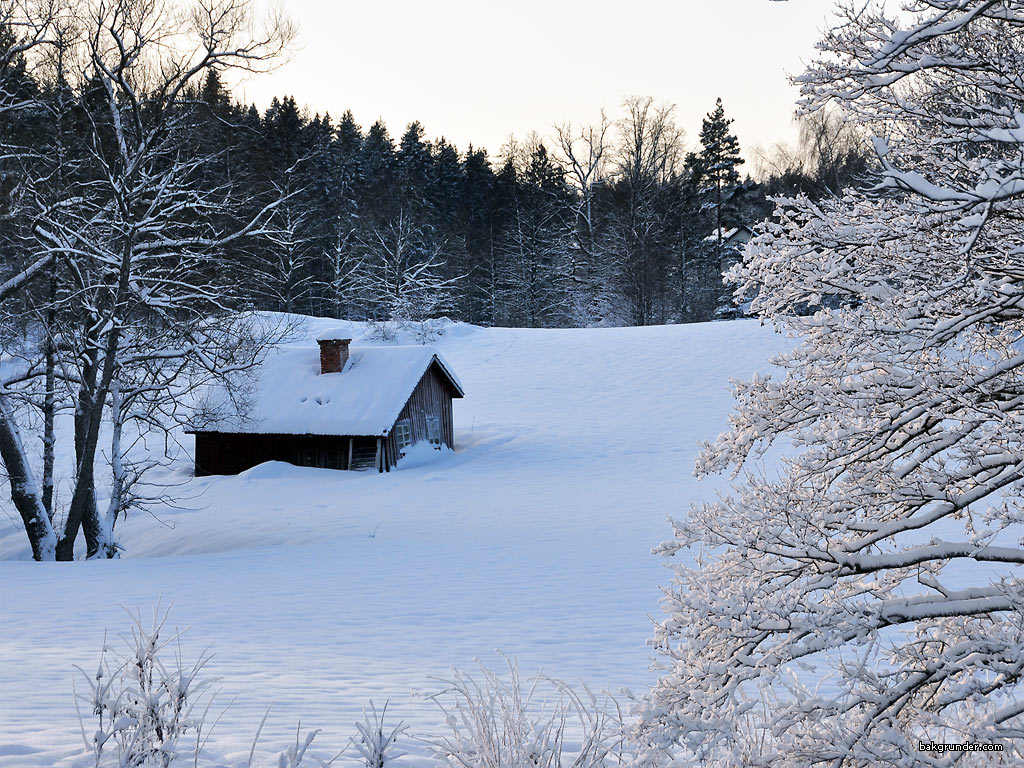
192,344,464,437
702,226,753,244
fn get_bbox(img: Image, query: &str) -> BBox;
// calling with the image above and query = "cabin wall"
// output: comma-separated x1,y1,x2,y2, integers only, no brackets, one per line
193,432,369,475
385,363,457,468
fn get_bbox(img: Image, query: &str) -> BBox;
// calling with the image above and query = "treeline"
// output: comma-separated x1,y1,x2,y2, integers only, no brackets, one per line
0,45,873,338
4,65,870,331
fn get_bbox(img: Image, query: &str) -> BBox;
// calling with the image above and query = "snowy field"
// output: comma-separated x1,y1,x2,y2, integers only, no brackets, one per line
0,319,792,766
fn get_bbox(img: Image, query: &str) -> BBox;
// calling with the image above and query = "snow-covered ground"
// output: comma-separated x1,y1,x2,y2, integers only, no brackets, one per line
0,319,792,766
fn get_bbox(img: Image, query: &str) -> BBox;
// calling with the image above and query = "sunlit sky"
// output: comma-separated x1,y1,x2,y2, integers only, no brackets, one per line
233,0,839,168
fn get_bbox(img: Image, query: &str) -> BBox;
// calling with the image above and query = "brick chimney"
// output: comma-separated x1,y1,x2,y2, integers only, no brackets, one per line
317,338,351,374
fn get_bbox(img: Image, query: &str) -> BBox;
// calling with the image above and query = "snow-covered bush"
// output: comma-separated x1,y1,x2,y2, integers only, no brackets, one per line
265,724,341,768
639,2,1024,765
426,658,631,768
74,614,637,767
365,316,453,345
351,701,406,767
77,609,346,768
409,317,455,346
74,607,216,767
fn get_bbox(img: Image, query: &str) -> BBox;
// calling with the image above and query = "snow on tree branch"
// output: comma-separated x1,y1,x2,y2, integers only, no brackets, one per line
638,2,1024,766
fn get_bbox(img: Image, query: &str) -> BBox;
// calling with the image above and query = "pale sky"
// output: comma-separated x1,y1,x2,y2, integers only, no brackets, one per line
233,0,838,167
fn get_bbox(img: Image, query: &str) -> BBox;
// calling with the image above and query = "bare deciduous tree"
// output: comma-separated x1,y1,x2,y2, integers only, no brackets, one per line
0,0,293,560
355,207,461,326
609,97,684,326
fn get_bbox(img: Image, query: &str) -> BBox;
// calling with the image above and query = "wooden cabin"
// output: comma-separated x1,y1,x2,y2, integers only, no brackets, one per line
187,336,465,475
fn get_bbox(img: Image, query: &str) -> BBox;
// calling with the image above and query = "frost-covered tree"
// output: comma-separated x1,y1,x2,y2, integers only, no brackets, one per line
0,0,291,561
0,0,67,562
554,115,614,323
355,208,459,323
494,140,576,328
608,97,684,326
641,2,1024,765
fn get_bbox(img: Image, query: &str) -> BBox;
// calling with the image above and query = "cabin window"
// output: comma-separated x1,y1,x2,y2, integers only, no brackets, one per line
426,416,441,446
395,419,412,452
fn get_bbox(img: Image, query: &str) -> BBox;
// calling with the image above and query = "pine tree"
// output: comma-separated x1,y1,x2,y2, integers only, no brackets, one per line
396,121,433,216
496,141,574,327
248,96,323,313
430,138,469,316
430,137,462,240
322,110,365,318
199,70,231,112
676,155,715,322
693,98,744,318
695,98,743,238
458,145,497,323
361,120,397,223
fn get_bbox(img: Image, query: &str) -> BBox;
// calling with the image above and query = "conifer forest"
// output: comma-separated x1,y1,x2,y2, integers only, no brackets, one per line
0,35,868,334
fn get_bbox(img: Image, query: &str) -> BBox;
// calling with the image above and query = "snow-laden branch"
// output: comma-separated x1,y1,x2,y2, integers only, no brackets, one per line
640,3,1024,765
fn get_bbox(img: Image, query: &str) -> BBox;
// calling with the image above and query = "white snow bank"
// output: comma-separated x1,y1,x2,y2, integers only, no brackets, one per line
0,318,793,766
396,441,454,470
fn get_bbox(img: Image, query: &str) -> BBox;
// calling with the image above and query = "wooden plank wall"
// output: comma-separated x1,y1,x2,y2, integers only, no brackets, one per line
383,362,457,469
194,433,379,475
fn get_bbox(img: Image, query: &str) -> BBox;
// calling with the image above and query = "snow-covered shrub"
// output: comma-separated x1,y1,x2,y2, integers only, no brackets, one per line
74,607,216,767
409,317,453,345
265,724,342,768
351,701,406,767
426,658,630,768
365,316,452,345
364,319,399,343
77,609,347,767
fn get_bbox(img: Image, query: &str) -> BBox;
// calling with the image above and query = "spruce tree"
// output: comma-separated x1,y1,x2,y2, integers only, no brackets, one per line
694,98,744,318
361,120,397,222
324,111,365,317
431,138,467,309
249,96,324,313
696,98,743,240
498,141,574,327
458,146,496,323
